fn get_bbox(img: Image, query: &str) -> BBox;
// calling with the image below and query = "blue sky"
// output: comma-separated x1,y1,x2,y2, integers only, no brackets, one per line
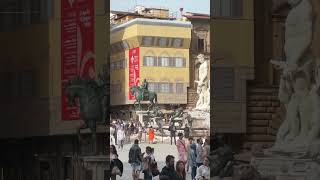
110,0,210,15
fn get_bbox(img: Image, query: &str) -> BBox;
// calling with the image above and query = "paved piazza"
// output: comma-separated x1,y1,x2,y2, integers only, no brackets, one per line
116,135,192,180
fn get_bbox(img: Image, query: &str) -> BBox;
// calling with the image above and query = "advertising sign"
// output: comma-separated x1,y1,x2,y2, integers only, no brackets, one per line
128,47,140,100
61,0,95,120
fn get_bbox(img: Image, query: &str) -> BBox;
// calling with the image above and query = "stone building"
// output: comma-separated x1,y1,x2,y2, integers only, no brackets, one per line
182,12,210,107
0,0,108,179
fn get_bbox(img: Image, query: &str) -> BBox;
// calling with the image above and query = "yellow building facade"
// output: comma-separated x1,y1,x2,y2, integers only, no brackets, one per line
110,18,192,106
212,0,255,133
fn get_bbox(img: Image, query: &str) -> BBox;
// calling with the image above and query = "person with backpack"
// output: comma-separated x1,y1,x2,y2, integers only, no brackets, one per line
129,139,143,180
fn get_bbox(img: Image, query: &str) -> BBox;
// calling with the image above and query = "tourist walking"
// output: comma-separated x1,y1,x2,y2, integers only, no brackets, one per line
202,139,210,159
110,145,123,180
187,142,197,180
159,155,179,180
176,133,187,163
142,146,154,180
117,125,125,151
195,156,210,180
196,138,204,167
184,124,190,139
176,160,186,180
148,126,155,144
138,124,143,142
169,123,176,145
129,139,143,180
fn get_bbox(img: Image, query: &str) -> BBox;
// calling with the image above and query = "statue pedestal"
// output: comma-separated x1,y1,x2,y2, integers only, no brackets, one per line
251,156,320,180
188,110,210,137
81,155,108,179
135,111,149,127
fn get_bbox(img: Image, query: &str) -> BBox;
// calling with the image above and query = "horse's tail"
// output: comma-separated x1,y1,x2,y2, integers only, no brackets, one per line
154,93,157,104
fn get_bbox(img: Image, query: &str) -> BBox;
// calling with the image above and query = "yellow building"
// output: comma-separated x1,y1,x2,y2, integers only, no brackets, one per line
212,0,255,134
110,18,192,110
0,0,107,178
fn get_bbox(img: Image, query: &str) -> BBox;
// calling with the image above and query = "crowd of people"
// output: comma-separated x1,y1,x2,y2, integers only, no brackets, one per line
110,131,210,180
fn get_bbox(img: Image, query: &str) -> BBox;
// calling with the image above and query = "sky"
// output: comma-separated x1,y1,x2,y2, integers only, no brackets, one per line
110,0,210,15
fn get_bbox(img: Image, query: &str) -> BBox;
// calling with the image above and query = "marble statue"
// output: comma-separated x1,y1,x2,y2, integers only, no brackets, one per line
195,54,210,111
269,0,319,154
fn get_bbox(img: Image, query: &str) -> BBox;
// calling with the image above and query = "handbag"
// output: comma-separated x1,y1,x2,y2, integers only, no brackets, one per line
111,166,121,175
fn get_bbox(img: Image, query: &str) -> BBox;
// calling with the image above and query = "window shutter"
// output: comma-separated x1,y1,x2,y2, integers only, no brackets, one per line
169,83,174,93
154,56,158,66
143,57,147,66
213,0,221,17
180,39,184,47
183,58,186,67
158,57,162,66
172,57,176,67
166,38,170,46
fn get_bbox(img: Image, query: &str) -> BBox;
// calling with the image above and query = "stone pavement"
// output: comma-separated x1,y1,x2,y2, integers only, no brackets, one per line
116,134,193,180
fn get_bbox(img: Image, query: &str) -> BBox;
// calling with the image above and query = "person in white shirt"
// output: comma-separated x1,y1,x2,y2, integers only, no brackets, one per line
195,156,210,180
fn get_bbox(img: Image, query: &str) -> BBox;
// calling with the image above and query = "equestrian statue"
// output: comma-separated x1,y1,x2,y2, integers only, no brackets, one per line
130,79,157,111
64,65,108,150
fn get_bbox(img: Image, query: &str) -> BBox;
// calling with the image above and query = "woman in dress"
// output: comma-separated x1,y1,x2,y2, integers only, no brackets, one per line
176,160,186,180
176,133,187,163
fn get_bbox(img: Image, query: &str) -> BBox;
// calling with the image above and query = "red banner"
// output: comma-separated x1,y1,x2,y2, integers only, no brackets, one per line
61,0,95,120
129,48,140,100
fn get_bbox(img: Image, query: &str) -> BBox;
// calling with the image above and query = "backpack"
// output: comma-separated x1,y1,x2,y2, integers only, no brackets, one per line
150,161,160,177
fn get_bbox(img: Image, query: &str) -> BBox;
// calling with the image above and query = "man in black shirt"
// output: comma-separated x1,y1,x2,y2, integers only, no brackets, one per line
169,123,176,145
159,155,179,180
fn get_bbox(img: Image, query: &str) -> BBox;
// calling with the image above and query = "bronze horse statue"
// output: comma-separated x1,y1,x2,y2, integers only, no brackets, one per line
64,76,106,147
130,86,157,110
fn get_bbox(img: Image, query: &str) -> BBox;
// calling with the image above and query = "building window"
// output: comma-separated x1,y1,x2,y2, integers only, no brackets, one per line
214,0,243,17
172,38,183,47
175,57,184,67
142,36,154,46
176,83,184,93
121,60,126,69
198,39,204,51
144,56,156,66
148,82,159,92
159,83,170,93
158,37,168,47
159,57,169,67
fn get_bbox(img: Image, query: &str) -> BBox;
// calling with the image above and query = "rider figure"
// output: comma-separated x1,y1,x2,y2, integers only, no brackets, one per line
140,79,149,99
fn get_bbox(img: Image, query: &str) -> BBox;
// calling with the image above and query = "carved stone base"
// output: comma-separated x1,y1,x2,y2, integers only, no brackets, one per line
251,157,320,180
81,155,108,179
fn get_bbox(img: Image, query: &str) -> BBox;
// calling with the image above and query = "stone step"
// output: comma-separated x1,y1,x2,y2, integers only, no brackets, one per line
248,87,279,94
247,127,268,134
248,107,278,113
243,142,274,150
248,95,279,101
247,119,270,127
248,101,280,107
248,113,273,120
245,135,276,142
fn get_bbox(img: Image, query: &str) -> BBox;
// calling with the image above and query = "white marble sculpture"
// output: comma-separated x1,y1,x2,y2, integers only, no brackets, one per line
195,54,210,111
269,0,320,155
